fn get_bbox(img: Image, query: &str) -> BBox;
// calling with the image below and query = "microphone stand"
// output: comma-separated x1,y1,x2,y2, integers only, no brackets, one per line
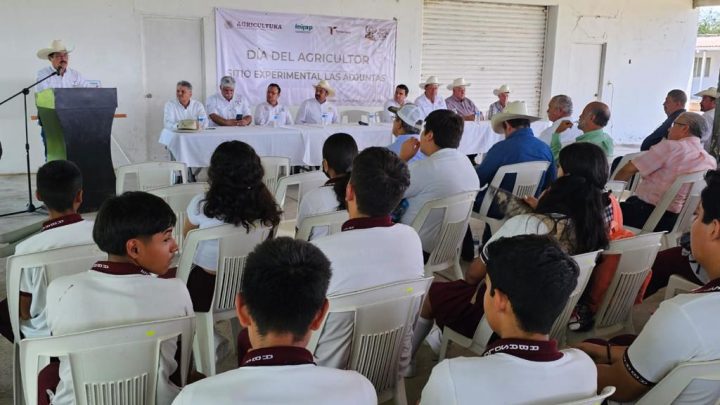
0,69,59,218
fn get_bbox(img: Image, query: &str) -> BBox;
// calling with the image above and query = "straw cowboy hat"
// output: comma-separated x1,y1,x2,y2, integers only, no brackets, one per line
37,40,74,60
493,84,511,96
447,78,471,90
490,100,540,134
313,80,336,97
419,76,442,89
695,87,719,99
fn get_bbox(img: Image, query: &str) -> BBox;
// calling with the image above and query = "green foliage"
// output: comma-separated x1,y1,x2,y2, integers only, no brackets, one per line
699,8,720,35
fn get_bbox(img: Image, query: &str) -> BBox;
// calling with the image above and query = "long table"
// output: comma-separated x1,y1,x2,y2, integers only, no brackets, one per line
161,120,551,167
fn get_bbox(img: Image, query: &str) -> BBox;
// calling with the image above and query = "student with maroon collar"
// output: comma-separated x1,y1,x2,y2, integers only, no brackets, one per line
42,192,193,405
420,235,597,404
575,169,720,403
0,160,94,343
173,237,376,405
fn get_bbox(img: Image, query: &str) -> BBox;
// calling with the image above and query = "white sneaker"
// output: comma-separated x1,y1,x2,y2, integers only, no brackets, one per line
425,326,443,356
403,359,417,378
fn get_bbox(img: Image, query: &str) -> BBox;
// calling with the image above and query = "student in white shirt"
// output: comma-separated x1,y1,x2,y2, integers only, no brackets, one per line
381,84,409,122
0,160,94,342
41,192,193,405
173,237,376,405
575,169,720,403
421,235,597,404
163,80,208,130
414,76,447,119
296,80,339,124
297,133,358,240
254,83,293,126
398,109,480,253
206,76,252,127
539,94,583,146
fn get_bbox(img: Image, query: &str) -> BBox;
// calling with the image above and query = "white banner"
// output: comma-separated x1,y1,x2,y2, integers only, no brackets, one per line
215,8,397,107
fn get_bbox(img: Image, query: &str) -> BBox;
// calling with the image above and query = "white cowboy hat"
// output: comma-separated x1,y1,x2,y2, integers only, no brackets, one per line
492,84,511,96
447,78,471,90
419,76,442,89
313,80,336,97
37,40,74,60
388,103,423,131
490,101,540,134
695,87,719,99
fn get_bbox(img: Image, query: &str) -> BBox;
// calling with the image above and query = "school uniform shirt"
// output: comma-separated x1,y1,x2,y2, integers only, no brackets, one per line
414,94,447,119
14,214,95,338
205,93,252,126
311,217,424,370
623,278,720,404
420,339,597,404
295,98,339,124
254,101,293,126
186,194,225,271
35,66,87,93
297,180,341,241
538,116,582,147
46,261,194,405
172,346,377,405
163,99,208,131
401,148,479,252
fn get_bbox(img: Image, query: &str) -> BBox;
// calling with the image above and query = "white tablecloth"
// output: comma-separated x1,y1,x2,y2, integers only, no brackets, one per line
458,120,552,156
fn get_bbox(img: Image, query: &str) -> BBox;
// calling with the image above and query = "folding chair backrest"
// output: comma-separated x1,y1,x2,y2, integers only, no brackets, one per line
605,180,627,197
309,277,432,403
610,152,644,191
177,224,273,314
149,183,209,251
295,210,349,241
639,171,707,233
260,156,290,194
340,109,368,124
667,176,705,235
477,161,550,220
556,386,616,405
636,360,720,405
115,162,188,195
594,232,663,330
411,191,478,276
20,316,195,405
549,250,602,343
274,171,327,216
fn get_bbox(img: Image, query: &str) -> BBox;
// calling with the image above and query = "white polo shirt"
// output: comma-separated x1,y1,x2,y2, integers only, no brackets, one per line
163,99,208,131
311,217,424,370
35,66,87,92
46,261,193,405
296,98,339,124
538,117,583,147
401,148,479,252
414,94,447,119
205,93,252,126
254,101,294,126
172,346,376,405
297,180,341,240
186,194,225,271
623,278,720,404
14,214,95,338
421,339,597,404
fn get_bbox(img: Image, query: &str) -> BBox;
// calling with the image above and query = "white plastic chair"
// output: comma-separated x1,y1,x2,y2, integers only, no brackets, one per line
473,161,550,235
410,191,478,280
19,316,195,405
295,210,349,241
556,386,616,405
664,274,702,300
340,109,368,124
115,161,188,195
260,156,290,194
610,152,644,195
636,360,720,405
307,277,433,405
177,223,273,376
274,171,328,218
605,180,627,198
148,183,209,252
657,175,705,250
6,243,105,405
570,232,664,340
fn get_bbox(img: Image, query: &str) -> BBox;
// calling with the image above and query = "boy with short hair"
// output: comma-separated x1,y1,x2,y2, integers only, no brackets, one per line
43,191,193,405
173,237,376,404
0,160,94,342
420,235,597,404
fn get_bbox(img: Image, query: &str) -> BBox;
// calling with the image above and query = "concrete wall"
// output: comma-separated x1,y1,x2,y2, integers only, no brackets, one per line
0,0,699,174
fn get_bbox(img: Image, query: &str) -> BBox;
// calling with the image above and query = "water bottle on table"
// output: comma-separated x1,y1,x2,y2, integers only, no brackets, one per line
475,111,481,123
198,115,206,129
321,112,329,126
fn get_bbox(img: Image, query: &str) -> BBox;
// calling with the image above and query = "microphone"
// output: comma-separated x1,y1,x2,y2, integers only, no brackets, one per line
55,66,63,76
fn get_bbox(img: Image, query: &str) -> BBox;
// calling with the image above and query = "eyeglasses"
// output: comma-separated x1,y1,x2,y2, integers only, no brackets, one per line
672,122,688,127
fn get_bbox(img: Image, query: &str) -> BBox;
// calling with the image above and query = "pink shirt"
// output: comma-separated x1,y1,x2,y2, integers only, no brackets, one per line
632,137,717,213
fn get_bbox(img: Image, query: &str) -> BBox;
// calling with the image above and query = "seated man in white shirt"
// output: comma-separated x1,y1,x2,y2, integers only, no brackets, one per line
296,80,339,124
173,237,376,405
163,80,208,130
381,84,409,122
695,86,718,149
0,160,94,342
41,192,193,405
539,94,582,147
575,169,720,403
205,76,252,127
420,235,597,404
398,109,479,255
414,76,447,119
254,82,293,126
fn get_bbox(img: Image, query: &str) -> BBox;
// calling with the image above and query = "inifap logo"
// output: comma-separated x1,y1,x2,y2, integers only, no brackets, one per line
295,23,314,33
